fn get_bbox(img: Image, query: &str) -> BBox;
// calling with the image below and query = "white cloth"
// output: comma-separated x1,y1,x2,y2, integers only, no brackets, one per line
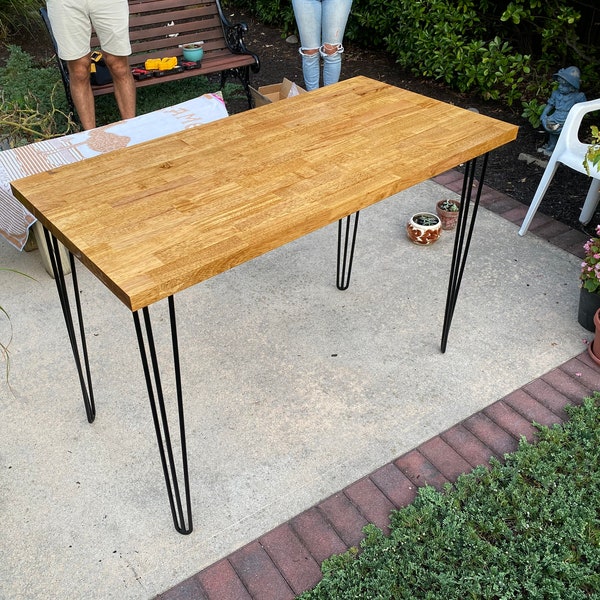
0,92,228,250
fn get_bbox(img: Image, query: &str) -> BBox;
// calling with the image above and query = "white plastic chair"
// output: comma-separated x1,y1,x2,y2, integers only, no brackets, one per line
518,98,600,236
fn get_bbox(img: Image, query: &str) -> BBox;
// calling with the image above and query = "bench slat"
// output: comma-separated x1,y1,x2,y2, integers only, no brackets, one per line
91,55,258,94
128,0,209,13
127,10,217,34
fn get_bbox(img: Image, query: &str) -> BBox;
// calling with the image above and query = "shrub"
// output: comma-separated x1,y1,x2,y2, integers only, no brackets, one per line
223,0,295,36
0,0,44,40
227,0,599,114
0,45,73,145
299,395,600,599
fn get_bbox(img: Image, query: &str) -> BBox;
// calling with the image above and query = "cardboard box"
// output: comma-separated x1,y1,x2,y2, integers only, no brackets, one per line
250,78,307,107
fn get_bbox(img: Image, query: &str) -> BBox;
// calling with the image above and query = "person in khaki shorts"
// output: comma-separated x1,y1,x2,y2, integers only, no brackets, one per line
46,0,136,130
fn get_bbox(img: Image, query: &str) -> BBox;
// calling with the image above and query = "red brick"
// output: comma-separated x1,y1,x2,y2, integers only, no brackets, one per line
564,239,586,258
228,542,294,600
522,378,574,421
158,575,207,600
542,367,593,403
462,411,518,458
318,493,369,548
395,449,448,490
441,424,495,468
532,218,571,240
290,508,347,564
418,436,473,481
485,194,520,215
433,170,462,189
501,205,528,224
502,389,563,428
344,477,396,534
550,229,589,254
197,559,251,600
561,353,600,392
260,523,322,595
370,463,417,508
478,187,506,209
521,210,551,231
484,401,538,442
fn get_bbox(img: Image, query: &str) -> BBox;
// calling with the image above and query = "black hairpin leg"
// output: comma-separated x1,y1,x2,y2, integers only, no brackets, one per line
336,211,360,290
43,227,95,423
441,154,489,352
133,296,192,535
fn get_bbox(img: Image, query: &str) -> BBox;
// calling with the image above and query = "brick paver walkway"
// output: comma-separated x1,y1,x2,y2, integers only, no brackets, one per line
156,171,598,600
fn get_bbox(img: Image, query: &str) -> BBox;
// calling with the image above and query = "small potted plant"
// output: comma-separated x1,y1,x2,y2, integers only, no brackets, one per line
406,212,442,245
182,41,204,63
583,125,600,176
435,198,461,230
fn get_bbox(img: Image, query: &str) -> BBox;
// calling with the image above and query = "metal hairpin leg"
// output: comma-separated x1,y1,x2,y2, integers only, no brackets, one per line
133,296,192,535
43,227,96,423
441,154,489,353
336,211,360,290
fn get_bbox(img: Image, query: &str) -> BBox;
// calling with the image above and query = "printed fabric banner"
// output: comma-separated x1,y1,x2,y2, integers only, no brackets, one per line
0,92,228,250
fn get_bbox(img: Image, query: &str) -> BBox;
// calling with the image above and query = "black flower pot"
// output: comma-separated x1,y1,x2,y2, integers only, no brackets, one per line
577,287,600,332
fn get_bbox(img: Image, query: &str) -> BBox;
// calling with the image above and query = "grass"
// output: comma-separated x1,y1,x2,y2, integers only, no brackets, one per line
95,77,246,125
299,394,600,599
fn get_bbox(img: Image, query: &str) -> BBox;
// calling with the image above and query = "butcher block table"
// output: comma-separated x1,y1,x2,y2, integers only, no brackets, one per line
11,76,518,534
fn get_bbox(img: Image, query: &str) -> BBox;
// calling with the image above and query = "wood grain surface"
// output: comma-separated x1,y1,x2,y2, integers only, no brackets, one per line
11,76,518,311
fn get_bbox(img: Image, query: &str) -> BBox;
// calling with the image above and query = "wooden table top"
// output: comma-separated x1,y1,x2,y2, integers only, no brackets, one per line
11,76,517,312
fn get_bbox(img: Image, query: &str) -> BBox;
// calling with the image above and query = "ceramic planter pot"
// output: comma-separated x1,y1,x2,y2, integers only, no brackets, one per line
578,286,600,332
589,307,600,366
435,199,461,230
182,43,204,62
406,212,442,245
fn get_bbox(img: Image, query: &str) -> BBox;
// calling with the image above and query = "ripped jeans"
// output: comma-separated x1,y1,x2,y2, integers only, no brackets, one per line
292,0,353,91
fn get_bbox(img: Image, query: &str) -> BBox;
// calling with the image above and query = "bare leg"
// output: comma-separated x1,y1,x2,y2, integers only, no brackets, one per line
66,54,96,130
104,53,136,121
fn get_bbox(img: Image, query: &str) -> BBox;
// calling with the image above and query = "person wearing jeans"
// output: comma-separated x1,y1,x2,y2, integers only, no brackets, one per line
292,0,353,91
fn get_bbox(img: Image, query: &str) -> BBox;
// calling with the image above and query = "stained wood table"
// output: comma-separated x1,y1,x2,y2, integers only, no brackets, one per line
11,76,518,534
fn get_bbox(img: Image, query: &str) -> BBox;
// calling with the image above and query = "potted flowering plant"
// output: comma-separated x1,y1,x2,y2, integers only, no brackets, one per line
578,224,600,332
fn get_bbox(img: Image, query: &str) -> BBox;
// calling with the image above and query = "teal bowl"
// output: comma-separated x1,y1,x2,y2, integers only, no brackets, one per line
182,44,204,63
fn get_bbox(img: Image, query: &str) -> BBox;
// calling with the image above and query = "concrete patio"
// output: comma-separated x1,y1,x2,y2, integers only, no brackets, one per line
0,169,596,599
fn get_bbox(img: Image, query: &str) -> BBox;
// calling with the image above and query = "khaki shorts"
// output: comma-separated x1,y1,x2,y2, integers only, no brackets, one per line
46,0,131,61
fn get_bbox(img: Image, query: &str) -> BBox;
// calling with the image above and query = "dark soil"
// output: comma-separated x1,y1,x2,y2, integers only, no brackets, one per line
3,9,596,235
235,9,597,236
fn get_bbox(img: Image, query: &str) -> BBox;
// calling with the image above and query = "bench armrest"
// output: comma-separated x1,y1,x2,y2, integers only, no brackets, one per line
214,0,261,72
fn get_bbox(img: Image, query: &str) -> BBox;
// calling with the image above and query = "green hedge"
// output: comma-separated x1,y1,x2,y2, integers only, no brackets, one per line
299,394,600,599
226,0,600,122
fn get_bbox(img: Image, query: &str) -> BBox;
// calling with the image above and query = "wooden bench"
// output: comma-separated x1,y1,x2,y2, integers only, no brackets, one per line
40,0,260,116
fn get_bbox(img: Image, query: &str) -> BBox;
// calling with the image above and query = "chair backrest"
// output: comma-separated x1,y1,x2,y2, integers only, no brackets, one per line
555,98,600,158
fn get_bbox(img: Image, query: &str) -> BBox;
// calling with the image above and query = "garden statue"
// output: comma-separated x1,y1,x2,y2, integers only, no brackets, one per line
538,66,586,156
